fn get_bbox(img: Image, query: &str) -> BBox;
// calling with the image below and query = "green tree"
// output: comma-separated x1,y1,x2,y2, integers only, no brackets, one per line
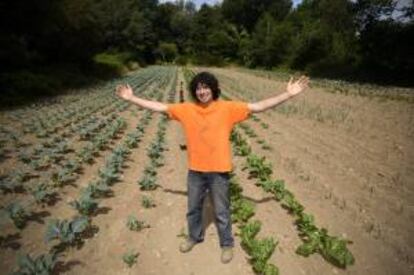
156,42,178,62
287,0,359,76
124,10,157,62
94,0,134,49
190,4,223,60
170,11,193,54
353,0,413,84
154,3,180,43
248,13,294,68
222,0,292,32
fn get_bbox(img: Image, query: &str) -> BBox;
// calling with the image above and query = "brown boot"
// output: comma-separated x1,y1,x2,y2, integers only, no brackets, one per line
179,239,196,253
221,247,233,264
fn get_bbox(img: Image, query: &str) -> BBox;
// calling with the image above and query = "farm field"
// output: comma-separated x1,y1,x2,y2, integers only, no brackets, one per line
0,65,413,275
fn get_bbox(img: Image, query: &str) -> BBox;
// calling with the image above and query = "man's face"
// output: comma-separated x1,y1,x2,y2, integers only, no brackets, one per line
195,82,213,104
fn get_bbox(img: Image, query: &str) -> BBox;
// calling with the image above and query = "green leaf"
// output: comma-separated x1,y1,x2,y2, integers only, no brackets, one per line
296,240,319,256
122,250,139,267
320,234,355,268
71,216,89,233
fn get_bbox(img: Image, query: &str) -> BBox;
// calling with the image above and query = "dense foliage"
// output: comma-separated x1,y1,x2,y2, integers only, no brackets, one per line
0,0,412,103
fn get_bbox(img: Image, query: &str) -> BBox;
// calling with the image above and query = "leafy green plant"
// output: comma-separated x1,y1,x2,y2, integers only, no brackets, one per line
45,216,89,245
147,142,164,167
122,250,139,267
30,155,52,170
10,133,26,148
125,132,142,148
18,151,32,164
105,147,128,172
6,203,28,229
239,220,278,275
230,131,252,156
318,232,355,267
93,136,107,151
61,159,81,174
126,215,149,232
138,170,157,190
244,127,257,138
249,238,278,274
83,180,111,198
240,220,261,249
12,170,30,182
51,168,77,186
136,125,145,134
244,154,273,181
231,199,255,224
14,252,57,275
32,145,44,156
259,179,287,201
30,183,56,205
251,115,260,122
69,192,98,216
1,172,27,193
281,191,304,216
260,122,269,129
76,144,95,163
261,263,279,275
41,139,54,148
35,130,48,138
295,213,355,268
237,142,252,156
98,166,119,186
141,196,156,208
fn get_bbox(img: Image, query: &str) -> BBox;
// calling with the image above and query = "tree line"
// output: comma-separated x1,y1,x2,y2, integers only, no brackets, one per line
1,0,413,104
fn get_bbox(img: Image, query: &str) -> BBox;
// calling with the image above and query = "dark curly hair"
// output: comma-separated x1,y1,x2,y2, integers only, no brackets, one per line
189,72,221,102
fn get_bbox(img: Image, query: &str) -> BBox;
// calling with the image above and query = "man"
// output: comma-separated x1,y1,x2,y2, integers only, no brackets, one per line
116,71,309,264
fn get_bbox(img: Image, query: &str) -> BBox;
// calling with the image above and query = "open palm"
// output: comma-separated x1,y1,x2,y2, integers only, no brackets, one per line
116,84,133,100
287,76,310,96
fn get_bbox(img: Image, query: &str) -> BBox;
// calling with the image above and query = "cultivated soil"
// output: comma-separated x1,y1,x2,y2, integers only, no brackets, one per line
1,66,413,275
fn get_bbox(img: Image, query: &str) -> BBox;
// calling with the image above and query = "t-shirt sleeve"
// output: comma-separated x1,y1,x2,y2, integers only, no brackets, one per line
229,101,251,124
166,103,185,121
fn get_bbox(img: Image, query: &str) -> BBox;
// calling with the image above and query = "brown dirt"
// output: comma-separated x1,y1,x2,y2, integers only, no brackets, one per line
1,66,413,275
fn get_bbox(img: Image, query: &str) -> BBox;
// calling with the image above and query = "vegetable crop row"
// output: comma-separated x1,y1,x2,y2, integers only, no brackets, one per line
231,129,355,269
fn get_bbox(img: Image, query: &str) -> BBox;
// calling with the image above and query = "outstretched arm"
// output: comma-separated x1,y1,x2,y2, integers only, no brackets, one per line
116,84,168,112
248,76,310,113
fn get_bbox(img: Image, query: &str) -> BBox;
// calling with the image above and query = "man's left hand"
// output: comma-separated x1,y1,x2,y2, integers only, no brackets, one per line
287,75,310,96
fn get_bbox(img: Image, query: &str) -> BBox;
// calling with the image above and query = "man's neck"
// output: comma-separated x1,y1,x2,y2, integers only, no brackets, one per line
197,99,215,108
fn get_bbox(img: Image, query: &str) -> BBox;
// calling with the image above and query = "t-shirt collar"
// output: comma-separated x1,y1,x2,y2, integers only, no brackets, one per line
194,99,220,113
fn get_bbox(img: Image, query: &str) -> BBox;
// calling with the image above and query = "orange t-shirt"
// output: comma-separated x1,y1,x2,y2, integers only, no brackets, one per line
167,100,250,172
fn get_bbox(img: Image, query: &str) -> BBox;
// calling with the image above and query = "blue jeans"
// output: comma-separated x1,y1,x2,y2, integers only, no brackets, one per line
186,170,234,248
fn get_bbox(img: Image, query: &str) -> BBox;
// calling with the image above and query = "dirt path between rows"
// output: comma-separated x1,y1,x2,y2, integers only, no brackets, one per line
58,70,254,274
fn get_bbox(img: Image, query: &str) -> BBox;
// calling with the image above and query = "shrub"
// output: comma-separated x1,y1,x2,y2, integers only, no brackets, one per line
93,52,131,76
1,71,61,96
175,55,188,66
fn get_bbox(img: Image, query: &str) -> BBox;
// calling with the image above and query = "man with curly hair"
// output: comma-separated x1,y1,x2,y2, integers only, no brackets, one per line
116,71,309,264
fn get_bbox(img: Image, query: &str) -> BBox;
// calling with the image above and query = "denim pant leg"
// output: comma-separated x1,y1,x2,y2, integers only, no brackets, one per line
209,173,234,248
186,170,207,243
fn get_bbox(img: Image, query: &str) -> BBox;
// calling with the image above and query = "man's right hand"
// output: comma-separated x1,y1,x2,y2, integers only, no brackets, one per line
116,84,134,101
115,84,168,112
